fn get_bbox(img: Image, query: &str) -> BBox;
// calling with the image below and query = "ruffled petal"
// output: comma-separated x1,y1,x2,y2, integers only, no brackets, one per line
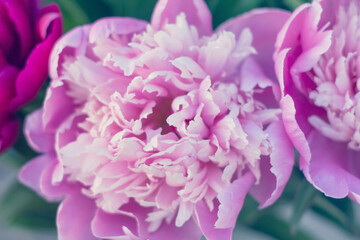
216,172,255,228
194,200,232,240
217,8,291,79
49,25,91,79
250,121,294,208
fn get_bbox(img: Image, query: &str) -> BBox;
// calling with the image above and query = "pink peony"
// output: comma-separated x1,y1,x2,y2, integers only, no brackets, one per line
275,0,360,203
0,0,62,153
20,1,293,239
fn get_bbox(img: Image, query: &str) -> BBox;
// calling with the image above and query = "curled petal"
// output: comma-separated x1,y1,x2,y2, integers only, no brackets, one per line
91,209,139,239
49,25,91,79
250,121,294,208
217,8,291,79
194,200,232,240
151,0,212,36
280,95,311,173
25,109,54,153
19,154,52,198
89,17,147,43
216,172,256,228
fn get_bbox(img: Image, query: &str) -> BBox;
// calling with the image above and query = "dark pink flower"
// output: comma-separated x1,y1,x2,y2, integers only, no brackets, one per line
275,0,360,202
20,0,293,239
0,0,62,152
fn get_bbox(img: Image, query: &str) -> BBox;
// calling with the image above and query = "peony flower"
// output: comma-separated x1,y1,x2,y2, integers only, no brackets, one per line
20,0,293,239
0,0,62,153
275,0,360,203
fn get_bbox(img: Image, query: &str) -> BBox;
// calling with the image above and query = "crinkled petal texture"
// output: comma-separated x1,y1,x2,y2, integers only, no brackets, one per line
275,0,360,203
21,1,293,239
0,1,62,153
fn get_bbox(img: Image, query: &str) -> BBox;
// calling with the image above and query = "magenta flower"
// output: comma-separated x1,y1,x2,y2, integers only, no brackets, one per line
275,0,360,203
20,1,292,239
0,0,62,153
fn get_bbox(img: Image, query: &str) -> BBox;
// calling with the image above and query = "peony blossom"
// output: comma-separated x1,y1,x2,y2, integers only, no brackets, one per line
20,0,293,239
275,0,360,203
0,0,62,153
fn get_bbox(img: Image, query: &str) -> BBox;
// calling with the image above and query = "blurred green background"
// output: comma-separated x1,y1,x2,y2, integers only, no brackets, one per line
2,0,360,239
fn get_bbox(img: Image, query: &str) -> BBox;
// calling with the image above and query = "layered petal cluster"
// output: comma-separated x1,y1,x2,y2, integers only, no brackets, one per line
20,1,293,239
0,0,62,153
276,0,360,202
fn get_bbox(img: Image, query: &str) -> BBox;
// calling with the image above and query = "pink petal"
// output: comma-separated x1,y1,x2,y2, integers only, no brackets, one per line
18,154,53,197
40,161,67,199
216,172,255,228
305,131,360,198
274,4,327,96
280,95,312,176
91,209,139,239
151,0,212,36
275,3,311,59
250,121,294,208
149,217,202,240
291,2,332,74
57,191,99,240
318,0,351,27
217,8,291,79
89,17,147,43
25,109,54,153
194,200,232,240
43,82,76,130
49,25,91,79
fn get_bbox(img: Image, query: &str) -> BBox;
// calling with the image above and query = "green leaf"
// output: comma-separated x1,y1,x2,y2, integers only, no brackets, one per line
54,0,90,31
251,213,313,240
0,182,58,229
101,0,157,21
0,148,27,167
282,0,311,10
313,196,360,235
290,180,317,233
